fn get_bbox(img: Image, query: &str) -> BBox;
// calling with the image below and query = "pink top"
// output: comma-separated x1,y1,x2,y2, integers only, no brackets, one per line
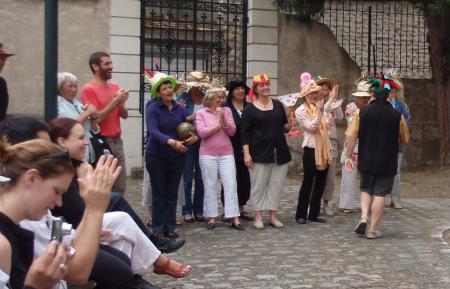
196,106,236,156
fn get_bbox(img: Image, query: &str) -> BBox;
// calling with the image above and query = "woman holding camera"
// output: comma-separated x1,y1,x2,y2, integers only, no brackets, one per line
0,139,74,289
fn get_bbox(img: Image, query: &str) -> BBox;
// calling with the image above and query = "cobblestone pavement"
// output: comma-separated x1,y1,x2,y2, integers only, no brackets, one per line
126,178,450,289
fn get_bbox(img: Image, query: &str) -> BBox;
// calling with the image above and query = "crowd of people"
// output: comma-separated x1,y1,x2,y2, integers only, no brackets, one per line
0,44,410,289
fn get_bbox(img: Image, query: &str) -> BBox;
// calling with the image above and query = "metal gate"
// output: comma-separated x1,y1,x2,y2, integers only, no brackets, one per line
142,0,248,86
140,0,248,153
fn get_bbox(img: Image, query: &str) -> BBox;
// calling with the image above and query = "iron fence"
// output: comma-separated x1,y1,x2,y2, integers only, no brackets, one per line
142,0,247,88
318,0,431,79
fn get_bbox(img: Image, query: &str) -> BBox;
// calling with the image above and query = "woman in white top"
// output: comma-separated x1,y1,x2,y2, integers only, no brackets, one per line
57,72,99,164
294,72,338,224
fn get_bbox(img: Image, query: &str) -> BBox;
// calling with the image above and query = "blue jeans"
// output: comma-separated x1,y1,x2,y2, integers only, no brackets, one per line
146,153,185,235
182,142,204,215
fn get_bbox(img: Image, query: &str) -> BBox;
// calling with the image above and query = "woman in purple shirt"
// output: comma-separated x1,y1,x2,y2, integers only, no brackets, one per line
146,72,198,238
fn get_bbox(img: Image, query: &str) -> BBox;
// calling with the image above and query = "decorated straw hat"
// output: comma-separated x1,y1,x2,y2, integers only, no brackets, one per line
352,81,372,97
149,71,177,97
182,71,212,91
315,76,337,89
0,43,14,58
299,72,321,98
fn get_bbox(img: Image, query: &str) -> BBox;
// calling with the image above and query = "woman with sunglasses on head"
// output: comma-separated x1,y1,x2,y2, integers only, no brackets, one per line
0,138,117,289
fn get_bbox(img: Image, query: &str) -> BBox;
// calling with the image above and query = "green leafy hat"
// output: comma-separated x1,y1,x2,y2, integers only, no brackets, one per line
366,74,399,96
149,71,177,97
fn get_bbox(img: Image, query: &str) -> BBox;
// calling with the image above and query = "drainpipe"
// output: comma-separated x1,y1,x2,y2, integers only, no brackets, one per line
44,0,58,122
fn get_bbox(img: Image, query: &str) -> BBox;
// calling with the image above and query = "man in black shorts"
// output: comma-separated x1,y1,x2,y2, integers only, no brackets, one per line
344,75,409,239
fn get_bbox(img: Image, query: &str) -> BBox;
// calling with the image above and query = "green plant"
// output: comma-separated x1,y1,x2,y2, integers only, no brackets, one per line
272,0,325,21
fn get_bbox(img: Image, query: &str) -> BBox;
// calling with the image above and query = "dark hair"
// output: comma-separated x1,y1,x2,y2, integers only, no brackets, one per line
156,80,173,93
0,139,74,188
48,118,79,143
226,80,249,102
0,117,48,145
89,51,110,74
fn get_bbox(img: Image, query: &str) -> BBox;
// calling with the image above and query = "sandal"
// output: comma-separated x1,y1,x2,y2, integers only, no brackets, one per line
183,214,194,223
154,258,192,279
240,211,255,221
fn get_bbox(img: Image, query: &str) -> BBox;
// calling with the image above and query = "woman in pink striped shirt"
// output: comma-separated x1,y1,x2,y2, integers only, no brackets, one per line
196,87,243,231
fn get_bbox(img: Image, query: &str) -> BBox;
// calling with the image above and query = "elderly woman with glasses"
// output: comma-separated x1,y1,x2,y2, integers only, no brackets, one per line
196,86,243,230
57,72,99,164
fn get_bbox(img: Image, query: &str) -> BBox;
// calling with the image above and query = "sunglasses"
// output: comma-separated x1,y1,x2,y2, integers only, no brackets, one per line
34,149,70,162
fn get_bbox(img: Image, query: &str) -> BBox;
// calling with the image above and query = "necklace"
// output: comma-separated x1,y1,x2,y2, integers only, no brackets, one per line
258,98,271,108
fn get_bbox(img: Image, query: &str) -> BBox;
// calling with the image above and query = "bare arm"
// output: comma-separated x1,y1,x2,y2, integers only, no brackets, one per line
64,156,121,284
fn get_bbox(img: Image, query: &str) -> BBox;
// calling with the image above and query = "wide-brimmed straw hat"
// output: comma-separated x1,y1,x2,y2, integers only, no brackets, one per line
352,81,372,97
182,71,212,91
299,72,321,98
315,76,337,89
0,43,15,58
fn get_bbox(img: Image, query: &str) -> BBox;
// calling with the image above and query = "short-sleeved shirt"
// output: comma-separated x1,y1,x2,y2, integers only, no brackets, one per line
80,81,121,138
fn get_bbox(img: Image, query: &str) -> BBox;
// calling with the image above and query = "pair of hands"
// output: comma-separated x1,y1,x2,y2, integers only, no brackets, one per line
114,88,129,106
168,133,198,153
83,104,98,119
324,85,343,113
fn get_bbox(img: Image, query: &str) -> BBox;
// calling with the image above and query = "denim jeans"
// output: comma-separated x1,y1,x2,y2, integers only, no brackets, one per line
146,153,185,235
182,142,204,215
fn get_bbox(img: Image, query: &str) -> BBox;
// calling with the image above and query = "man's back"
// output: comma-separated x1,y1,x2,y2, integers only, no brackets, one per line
358,100,401,176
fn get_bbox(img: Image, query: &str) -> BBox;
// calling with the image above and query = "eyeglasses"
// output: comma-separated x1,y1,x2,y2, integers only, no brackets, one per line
33,149,70,162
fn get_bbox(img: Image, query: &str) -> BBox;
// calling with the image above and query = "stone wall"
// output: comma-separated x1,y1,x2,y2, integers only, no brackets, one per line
0,0,111,116
318,0,431,79
277,14,438,177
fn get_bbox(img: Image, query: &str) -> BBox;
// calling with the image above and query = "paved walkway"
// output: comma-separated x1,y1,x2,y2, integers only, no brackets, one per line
127,179,450,289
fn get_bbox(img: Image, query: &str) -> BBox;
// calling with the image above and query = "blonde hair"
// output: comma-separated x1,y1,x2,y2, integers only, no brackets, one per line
0,139,74,188
203,87,226,107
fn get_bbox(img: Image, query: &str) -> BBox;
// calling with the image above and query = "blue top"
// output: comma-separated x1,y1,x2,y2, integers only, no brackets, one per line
177,91,205,115
389,97,410,153
146,99,188,158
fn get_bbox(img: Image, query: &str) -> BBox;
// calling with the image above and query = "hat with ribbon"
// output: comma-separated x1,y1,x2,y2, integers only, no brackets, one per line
249,73,270,102
299,72,321,98
352,81,372,97
0,43,14,58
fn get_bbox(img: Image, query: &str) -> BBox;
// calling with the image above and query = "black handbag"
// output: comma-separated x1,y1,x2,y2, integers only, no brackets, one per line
90,131,112,160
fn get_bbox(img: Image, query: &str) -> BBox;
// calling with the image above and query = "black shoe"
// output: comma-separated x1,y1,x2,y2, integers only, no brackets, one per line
149,234,185,254
164,231,180,238
231,223,245,231
207,223,216,230
131,275,161,289
296,218,306,224
308,217,326,223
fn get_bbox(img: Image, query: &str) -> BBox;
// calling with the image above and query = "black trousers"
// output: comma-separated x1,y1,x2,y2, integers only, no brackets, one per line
89,245,134,289
295,147,329,220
